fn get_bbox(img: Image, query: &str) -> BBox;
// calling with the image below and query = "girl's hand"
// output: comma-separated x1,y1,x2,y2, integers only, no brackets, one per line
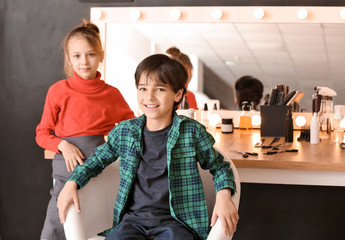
211,188,239,236
58,140,85,172
57,181,80,223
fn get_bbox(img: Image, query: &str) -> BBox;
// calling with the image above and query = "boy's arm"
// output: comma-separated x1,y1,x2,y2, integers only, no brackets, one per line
57,181,80,223
196,125,236,194
195,124,239,234
211,189,239,236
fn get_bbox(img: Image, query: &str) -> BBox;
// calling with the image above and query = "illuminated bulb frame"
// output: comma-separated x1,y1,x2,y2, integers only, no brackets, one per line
253,8,265,20
297,8,309,20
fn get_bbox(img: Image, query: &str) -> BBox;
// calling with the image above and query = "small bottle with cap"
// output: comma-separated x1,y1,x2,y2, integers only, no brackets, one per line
221,118,234,133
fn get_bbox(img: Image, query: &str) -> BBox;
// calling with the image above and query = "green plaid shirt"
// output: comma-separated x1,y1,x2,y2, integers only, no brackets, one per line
68,112,236,239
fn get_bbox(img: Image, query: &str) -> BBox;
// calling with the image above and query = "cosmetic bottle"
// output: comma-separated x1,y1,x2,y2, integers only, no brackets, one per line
310,112,320,144
285,110,293,142
201,103,209,128
239,101,252,130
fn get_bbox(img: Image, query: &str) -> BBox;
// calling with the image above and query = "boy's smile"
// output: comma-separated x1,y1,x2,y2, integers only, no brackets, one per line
137,74,183,131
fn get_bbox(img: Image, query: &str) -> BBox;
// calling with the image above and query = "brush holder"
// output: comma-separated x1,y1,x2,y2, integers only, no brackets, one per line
260,105,292,137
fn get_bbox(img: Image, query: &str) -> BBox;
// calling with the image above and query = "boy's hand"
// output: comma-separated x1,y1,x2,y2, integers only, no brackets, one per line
211,188,239,236
57,181,80,223
58,140,85,172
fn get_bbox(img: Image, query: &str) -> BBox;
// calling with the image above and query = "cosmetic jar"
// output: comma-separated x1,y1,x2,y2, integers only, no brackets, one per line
221,118,233,133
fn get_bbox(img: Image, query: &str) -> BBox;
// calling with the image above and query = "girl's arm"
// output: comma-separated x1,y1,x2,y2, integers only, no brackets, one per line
58,140,85,172
36,85,63,153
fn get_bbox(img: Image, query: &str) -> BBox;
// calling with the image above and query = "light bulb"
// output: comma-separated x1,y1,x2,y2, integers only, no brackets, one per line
130,9,141,21
211,9,223,20
209,113,221,127
297,8,308,20
340,8,345,19
91,9,102,20
252,114,261,126
340,118,345,128
170,9,181,20
295,115,307,127
253,8,265,20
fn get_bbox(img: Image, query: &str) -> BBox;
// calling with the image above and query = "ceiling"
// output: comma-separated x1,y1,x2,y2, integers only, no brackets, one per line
129,22,345,111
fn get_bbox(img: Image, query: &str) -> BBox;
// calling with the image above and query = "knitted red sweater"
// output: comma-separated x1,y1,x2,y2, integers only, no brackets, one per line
36,72,135,153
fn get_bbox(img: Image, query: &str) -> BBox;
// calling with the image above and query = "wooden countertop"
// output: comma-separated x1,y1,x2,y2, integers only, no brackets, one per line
44,129,345,172
212,128,345,172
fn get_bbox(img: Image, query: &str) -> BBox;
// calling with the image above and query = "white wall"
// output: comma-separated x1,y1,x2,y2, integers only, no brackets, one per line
104,23,206,113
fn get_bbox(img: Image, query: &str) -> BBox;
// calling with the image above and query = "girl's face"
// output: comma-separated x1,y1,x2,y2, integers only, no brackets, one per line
67,37,103,80
137,74,183,131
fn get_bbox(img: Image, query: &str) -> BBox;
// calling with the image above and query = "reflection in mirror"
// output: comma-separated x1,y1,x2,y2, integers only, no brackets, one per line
95,7,345,111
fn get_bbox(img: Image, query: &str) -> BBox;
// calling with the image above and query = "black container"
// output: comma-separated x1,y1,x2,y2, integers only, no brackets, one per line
260,105,292,137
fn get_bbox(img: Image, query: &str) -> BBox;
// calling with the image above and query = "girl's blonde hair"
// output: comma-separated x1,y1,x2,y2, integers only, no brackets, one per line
62,20,103,77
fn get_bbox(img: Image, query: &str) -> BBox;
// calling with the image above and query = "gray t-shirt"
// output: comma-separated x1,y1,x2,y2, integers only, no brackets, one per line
122,124,177,226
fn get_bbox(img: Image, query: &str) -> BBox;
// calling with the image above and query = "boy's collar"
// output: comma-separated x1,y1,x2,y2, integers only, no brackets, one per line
133,112,185,130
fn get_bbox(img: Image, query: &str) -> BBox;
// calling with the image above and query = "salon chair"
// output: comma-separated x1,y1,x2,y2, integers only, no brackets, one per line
63,156,241,240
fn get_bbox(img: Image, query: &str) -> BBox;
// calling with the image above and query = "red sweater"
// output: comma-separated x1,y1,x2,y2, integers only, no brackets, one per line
185,90,198,110
36,72,135,153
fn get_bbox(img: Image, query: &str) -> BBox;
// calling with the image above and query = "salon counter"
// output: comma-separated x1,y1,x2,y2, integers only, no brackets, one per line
44,128,345,186
210,128,345,186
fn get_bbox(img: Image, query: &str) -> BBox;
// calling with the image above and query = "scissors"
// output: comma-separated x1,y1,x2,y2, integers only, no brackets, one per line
229,150,258,158
264,149,298,155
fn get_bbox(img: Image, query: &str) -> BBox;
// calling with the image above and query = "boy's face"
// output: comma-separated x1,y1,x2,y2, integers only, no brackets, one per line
137,74,183,131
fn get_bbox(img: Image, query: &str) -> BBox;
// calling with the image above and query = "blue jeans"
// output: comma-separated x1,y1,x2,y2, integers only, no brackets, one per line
105,220,195,240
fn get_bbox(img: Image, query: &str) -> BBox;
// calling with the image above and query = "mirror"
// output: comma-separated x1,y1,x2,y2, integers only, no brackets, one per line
93,7,345,111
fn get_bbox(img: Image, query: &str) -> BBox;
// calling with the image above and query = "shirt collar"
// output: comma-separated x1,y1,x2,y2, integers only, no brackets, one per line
67,71,105,93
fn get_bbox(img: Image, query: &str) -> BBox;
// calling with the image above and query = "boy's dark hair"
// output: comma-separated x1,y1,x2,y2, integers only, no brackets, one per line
234,75,263,110
135,54,188,109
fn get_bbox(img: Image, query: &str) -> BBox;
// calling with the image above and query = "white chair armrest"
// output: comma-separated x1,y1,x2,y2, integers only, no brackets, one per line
63,161,120,240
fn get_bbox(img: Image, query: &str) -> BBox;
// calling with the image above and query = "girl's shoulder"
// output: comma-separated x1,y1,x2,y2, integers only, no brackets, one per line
47,79,68,94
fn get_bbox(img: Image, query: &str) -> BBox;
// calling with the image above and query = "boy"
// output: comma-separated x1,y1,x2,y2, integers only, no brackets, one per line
57,54,239,240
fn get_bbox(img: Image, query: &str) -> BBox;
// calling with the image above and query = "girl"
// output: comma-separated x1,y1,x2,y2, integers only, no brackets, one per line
166,46,198,110
36,20,135,240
